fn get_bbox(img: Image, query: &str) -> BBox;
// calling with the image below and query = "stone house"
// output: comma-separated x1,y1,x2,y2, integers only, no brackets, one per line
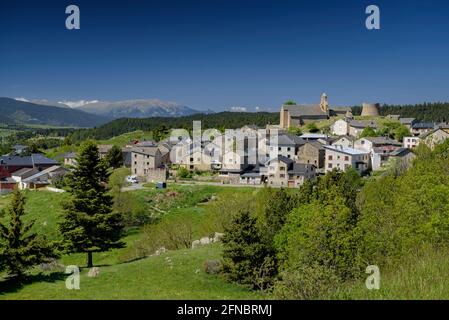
296,141,325,168
333,135,356,148
421,128,449,149
399,118,418,130
131,146,164,177
266,156,294,187
348,120,378,137
268,133,305,161
324,145,370,174
287,163,317,188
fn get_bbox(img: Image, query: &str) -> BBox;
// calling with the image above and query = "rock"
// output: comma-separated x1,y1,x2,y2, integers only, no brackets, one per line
88,267,100,278
203,260,222,274
154,247,166,256
213,232,225,243
191,240,200,249
210,195,218,201
200,237,211,245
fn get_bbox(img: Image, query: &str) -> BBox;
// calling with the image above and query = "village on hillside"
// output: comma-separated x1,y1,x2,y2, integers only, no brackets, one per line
1,93,448,193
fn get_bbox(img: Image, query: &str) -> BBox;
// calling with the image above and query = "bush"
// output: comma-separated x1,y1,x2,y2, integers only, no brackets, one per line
177,167,193,179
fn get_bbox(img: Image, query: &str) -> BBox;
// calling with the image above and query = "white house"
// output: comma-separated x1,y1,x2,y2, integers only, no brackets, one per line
331,119,350,136
403,136,421,149
332,136,356,148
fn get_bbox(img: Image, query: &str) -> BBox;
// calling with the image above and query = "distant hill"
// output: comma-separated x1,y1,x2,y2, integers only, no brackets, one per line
74,99,201,119
0,97,109,127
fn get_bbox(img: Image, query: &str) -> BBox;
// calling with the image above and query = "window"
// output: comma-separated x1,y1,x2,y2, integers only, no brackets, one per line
344,156,349,161
280,174,285,178
280,166,285,171
287,155,291,158
134,161,137,165
328,155,333,160
287,147,291,151
328,163,333,168
278,147,281,151
147,162,149,165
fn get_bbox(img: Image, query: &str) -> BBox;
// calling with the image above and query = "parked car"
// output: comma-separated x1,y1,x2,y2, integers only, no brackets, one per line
126,175,138,184
156,182,167,189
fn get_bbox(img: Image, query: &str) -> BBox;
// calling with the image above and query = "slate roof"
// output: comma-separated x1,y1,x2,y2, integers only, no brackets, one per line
22,166,65,183
400,118,416,125
11,167,39,179
349,120,378,129
266,155,295,166
0,154,57,166
283,104,328,117
389,148,414,157
324,145,369,155
270,133,305,147
362,137,402,146
412,122,435,129
131,146,160,157
288,163,316,175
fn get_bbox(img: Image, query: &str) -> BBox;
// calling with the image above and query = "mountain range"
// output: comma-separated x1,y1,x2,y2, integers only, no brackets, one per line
0,97,202,127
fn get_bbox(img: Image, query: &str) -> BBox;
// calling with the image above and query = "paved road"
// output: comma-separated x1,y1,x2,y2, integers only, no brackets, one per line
120,180,266,191
121,183,147,192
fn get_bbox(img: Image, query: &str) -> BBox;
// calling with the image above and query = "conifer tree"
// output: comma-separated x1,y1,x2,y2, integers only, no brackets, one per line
0,190,57,279
222,209,274,289
105,145,123,169
59,141,124,268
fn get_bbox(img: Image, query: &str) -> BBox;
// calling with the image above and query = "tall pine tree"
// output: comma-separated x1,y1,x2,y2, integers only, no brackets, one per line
0,189,57,279
59,141,124,268
105,145,123,169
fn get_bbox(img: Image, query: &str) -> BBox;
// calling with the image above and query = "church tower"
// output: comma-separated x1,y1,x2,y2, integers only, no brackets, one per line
320,93,329,113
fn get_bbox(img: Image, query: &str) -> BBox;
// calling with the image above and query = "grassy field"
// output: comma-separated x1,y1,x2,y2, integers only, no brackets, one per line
0,244,262,300
97,130,154,147
333,248,449,300
0,186,262,300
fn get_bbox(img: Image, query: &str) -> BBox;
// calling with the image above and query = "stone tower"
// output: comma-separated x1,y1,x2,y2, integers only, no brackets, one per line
320,93,329,113
361,103,380,117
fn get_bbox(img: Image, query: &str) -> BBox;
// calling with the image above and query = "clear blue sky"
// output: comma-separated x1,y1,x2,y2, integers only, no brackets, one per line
0,0,448,111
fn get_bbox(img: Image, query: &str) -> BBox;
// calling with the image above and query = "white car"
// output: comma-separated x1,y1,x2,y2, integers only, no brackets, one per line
126,175,138,184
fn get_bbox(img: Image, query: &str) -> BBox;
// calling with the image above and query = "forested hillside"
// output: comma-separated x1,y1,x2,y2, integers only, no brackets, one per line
69,112,280,141
353,102,449,122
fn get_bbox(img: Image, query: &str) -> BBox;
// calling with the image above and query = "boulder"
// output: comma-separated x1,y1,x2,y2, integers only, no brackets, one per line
191,240,200,249
154,247,166,256
213,232,225,243
203,260,222,274
200,237,211,245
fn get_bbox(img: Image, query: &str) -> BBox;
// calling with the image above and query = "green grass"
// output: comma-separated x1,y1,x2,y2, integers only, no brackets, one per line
334,248,449,300
0,244,262,300
97,130,154,147
0,190,69,240
0,186,263,300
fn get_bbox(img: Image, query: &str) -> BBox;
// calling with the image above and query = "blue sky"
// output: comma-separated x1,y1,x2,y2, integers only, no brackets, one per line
0,0,448,111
